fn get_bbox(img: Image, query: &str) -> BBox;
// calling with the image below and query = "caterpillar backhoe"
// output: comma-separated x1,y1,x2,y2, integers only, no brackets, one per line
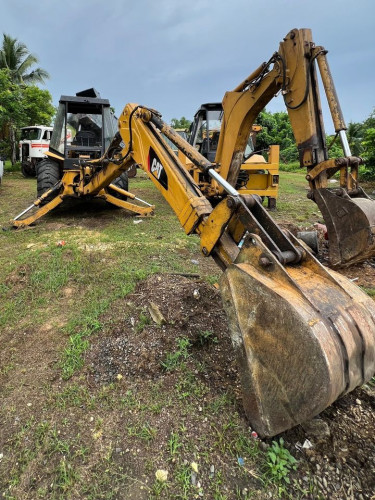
12,29,375,437
13,88,153,223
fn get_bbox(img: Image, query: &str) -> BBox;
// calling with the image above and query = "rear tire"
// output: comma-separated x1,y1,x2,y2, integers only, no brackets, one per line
36,159,60,200
21,161,36,178
108,172,129,200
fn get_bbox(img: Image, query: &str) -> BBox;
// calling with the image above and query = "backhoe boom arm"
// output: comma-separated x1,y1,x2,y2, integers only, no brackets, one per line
213,28,374,266
99,98,375,437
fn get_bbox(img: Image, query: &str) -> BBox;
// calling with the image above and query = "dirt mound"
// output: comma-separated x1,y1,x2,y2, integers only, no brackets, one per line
87,274,238,389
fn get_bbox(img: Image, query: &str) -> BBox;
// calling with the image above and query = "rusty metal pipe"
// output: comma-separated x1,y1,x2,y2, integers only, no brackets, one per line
315,49,347,133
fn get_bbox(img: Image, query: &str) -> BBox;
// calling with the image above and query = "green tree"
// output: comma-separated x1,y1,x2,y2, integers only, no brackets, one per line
0,69,54,163
0,33,49,84
22,85,55,126
361,127,375,177
0,34,51,163
170,116,191,130
0,69,25,161
256,110,298,163
357,110,375,179
363,109,375,129
346,121,364,157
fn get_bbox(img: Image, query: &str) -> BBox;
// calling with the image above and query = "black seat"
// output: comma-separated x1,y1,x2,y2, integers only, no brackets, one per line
72,130,97,147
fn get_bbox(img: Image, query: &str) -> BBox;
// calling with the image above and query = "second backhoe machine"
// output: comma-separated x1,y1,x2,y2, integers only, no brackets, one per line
12,29,375,437
185,102,279,209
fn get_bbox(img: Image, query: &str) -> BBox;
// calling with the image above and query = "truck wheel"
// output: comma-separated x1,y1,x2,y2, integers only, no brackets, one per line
21,162,36,178
36,159,60,200
108,172,129,200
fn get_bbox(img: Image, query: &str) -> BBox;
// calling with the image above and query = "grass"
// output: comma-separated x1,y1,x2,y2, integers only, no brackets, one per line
3,160,21,173
362,286,375,297
279,161,300,172
161,337,191,371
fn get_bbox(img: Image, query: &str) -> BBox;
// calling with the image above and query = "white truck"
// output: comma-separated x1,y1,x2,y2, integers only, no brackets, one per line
19,125,53,177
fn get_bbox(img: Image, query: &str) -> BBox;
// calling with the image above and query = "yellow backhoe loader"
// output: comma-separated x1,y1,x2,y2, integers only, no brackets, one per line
12,29,375,437
185,102,279,209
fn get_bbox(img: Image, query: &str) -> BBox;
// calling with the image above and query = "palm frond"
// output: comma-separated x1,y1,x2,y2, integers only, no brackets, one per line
0,33,49,84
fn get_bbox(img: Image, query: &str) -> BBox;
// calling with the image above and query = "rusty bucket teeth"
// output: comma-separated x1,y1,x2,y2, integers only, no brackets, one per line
220,233,375,438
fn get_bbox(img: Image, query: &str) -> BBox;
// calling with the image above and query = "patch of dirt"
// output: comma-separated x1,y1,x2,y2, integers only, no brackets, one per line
338,260,375,289
4,264,31,295
42,198,131,229
86,274,237,390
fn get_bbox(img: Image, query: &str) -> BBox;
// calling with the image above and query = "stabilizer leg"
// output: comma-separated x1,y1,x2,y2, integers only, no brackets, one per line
12,183,64,228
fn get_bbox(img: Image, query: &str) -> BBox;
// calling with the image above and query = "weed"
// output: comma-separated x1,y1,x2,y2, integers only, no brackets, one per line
206,274,220,286
175,463,192,499
137,310,151,332
4,160,21,172
0,362,15,376
61,333,90,380
55,456,79,493
149,477,169,498
53,383,91,409
265,438,297,495
120,389,141,409
127,423,157,442
207,392,234,415
176,370,208,400
161,337,191,371
279,162,300,172
196,329,218,346
47,427,71,456
234,432,259,459
212,422,237,454
168,430,183,459
34,421,51,446
235,485,253,499
212,470,227,500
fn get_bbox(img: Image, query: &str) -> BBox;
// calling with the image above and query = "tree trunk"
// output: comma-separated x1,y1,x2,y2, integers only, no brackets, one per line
9,124,16,165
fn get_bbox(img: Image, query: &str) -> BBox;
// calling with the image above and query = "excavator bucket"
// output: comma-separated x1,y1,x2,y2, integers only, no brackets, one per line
314,188,375,267
220,233,375,437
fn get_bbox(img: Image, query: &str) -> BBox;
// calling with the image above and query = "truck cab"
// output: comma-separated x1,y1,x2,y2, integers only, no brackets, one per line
19,125,53,177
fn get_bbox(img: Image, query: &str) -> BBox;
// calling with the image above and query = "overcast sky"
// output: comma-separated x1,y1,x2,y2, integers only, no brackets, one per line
1,0,375,132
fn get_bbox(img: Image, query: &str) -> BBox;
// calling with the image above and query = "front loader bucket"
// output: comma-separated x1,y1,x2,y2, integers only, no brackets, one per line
314,188,375,266
220,234,375,437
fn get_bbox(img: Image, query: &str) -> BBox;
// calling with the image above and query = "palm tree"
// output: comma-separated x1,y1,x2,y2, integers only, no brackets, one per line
0,34,49,85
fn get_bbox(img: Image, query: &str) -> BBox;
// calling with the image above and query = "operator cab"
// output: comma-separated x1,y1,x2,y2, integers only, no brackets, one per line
49,88,117,169
189,103,256,162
